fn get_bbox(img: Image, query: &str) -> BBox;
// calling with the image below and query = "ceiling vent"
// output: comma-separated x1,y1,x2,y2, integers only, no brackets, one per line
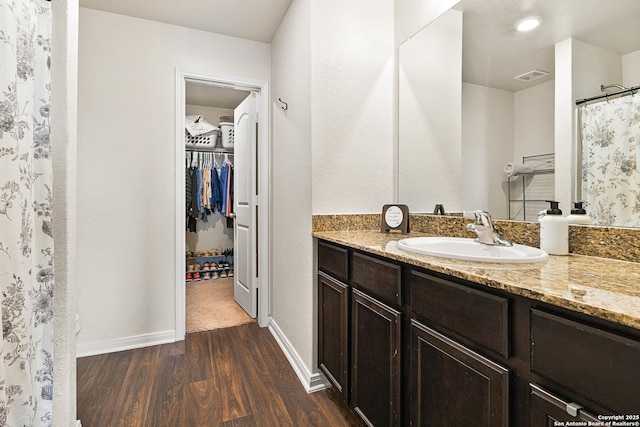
513,69,549,82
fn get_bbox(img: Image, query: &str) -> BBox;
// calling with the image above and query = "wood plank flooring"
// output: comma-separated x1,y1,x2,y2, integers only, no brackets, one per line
77,323,360,426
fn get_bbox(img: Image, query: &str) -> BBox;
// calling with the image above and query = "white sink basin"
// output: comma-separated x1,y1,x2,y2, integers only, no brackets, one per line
397,237,548,263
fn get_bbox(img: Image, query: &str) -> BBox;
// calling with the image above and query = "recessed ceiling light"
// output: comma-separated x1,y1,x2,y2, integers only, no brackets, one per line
515,17,541,32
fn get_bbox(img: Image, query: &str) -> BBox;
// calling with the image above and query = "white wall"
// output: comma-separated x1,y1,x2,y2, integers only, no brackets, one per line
76,8,270,352
395,0,460,47
270,0,395,384
399,9,462,213
623,49,640,86
514,80,555,161
271,0,315,381
461,82,513,218
51,1,78,424
310,0,395,214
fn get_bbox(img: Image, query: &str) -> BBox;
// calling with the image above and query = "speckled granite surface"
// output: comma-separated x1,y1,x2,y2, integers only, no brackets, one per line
313,214,640,263
569,224,640,262
313,229,640,330
312,214,381,232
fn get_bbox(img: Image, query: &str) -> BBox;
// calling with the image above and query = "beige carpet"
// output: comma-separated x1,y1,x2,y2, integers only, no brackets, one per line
186,277,256,333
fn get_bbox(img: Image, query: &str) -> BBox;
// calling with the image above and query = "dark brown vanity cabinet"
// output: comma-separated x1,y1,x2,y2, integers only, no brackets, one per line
317,242,350,398
349,252,403,426
529,383,600,425
530,308,640,416
410,320,510,426
351,288,401,426
317,271,349,396
316,239,640,426
409,271,510,427
317,242,402,426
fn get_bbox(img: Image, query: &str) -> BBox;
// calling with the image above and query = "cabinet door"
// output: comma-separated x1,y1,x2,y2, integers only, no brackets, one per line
410,320,510,427
351,288,401,426
318,272,349,397
530,384,599,426
531,309,640,413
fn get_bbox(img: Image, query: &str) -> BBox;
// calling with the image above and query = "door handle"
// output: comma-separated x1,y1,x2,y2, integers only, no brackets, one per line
229,213,236,218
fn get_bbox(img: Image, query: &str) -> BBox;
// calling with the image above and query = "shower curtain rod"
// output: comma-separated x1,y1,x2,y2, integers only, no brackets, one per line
575,84,640,106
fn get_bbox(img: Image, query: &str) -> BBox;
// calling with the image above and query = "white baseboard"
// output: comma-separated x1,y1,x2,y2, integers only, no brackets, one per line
76,330,175,358
75,323,332,393
76,420,82,427
268,320,331,393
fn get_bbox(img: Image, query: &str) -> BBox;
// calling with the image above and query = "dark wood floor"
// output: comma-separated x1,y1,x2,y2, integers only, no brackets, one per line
77,323,360,426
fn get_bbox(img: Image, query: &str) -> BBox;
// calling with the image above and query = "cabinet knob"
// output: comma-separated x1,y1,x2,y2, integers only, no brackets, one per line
566,402,583,417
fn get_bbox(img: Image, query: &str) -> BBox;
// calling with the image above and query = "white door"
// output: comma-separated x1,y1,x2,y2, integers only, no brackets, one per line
233,93,258,317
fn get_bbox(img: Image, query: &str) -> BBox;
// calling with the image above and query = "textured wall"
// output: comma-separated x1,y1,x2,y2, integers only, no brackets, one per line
398,9,462,213
395,0,460,47
514,80,555,161
462,82,514,218
310,0,395,214
270,0,315,373
623,49,640,86
77,8,270,350
270,0,395,378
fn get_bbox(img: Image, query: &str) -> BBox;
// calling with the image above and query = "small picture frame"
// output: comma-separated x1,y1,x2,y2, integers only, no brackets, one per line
381,204,410,234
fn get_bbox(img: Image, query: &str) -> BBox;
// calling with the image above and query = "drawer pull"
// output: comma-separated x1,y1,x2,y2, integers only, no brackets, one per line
566,402,583,417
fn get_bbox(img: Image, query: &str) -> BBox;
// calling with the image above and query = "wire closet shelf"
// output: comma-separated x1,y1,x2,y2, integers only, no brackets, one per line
507,153,555,221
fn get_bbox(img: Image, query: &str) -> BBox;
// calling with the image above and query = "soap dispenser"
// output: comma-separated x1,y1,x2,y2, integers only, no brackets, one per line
566,201,593,225
539,201,568,255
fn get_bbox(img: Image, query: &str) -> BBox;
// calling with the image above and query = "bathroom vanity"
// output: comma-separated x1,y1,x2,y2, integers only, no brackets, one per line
315,231,640,426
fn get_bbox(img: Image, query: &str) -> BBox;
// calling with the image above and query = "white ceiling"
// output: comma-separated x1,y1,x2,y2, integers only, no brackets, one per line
79,0,293,43
453,0,640,92
186,82,250,109
79,0,292,108
81,0,640,95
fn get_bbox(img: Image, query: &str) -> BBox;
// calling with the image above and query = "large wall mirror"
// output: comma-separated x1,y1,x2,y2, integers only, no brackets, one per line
398,0,640,227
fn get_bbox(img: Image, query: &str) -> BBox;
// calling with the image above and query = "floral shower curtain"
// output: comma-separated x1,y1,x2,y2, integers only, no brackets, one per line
580,94,640,227
0,0,54,425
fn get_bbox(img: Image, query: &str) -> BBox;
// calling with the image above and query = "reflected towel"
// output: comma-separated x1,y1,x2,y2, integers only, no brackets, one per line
504,162,534,177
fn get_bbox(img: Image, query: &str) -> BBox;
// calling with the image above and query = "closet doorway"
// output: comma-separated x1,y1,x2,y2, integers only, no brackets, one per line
175,69,271,341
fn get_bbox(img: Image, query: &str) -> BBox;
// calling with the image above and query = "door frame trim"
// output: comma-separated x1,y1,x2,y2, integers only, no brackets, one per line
174,67,271,340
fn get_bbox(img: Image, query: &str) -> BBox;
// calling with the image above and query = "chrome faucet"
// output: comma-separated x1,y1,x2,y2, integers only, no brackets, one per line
466,210,513,246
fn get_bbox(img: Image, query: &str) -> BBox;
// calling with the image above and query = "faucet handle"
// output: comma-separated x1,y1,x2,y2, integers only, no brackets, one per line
470,210,493,228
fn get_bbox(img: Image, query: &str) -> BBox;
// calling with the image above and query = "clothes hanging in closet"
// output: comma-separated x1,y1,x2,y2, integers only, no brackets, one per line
186,152,234,232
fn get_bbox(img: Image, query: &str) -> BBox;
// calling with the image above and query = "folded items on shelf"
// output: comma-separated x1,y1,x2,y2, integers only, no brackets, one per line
504,162,534,177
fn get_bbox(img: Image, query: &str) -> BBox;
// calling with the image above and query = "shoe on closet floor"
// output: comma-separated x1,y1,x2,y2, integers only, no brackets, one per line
186,273,193,282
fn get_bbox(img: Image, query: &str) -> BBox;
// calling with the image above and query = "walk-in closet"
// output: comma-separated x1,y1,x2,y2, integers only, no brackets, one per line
184,81,254,333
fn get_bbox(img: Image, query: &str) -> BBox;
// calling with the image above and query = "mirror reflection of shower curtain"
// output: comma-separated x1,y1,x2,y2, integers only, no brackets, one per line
580,95,640,227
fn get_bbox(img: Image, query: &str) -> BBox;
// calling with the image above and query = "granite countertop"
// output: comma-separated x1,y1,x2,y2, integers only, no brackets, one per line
313,230,640,330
